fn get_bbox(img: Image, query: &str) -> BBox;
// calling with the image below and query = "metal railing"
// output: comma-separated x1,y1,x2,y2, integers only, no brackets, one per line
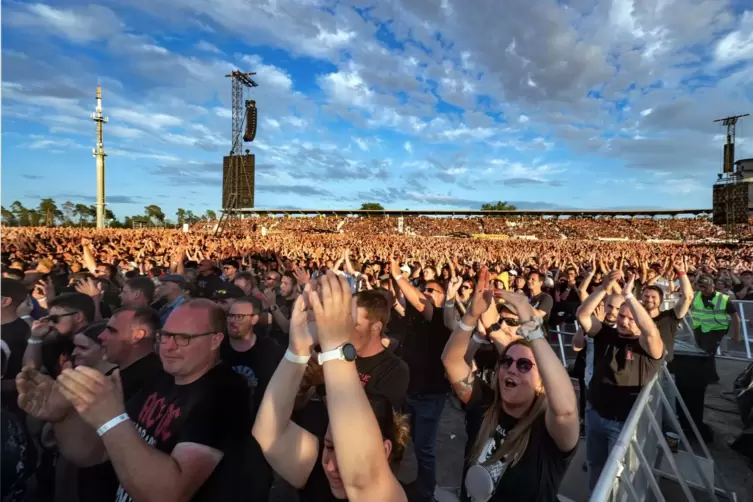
589,364,736,502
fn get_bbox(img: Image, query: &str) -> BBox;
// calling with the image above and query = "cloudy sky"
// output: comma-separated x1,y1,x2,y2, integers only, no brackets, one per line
2,0,753,219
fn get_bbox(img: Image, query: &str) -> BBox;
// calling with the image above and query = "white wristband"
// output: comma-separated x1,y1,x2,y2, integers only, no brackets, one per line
458,320,474,332
393,274,403,282
97,413,130,437
472,333,491,345
625,293,635,301
284,349,310,365
27,338,44,345
445,301,456,308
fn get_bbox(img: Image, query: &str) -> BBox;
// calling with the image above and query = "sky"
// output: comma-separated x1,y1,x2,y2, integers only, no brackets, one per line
2,0,753,220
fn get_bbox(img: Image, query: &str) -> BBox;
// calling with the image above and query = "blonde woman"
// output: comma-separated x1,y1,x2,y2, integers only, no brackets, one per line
442,268,579,502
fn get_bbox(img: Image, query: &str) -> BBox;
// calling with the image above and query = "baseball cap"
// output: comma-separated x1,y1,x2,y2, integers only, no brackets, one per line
213,284,245,300
400,265,411,275
161,274,186,287
697,275,713,288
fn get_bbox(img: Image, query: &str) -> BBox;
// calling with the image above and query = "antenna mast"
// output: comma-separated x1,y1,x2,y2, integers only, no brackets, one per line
91,84,109,229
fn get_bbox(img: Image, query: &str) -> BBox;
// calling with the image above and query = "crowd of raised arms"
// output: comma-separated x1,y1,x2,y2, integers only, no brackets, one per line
1,224,751,502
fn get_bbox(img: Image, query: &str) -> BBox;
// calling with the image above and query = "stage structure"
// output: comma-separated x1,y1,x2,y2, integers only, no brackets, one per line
216,70,258,235
91,85,108,229
712,114,750,234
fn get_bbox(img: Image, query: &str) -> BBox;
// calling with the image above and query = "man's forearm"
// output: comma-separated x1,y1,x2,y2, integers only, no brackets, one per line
271,309,290,333
54,412,107,467
103,421,185,502
23,343,43,370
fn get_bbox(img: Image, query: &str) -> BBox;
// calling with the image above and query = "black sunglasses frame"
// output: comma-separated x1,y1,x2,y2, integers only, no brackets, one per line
500,355,535,373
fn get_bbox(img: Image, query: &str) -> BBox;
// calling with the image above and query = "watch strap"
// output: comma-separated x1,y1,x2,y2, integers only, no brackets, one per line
318,347,344,364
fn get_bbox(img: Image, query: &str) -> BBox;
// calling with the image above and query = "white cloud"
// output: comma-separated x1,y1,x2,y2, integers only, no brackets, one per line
714,11,753,64
519,115,529,124
5,4,122,43
354,137,369,151
194,40,223,54
404,141,413,154
265,118,281,129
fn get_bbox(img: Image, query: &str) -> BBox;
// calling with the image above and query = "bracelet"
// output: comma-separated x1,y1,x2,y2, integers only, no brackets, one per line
472,333,491,345
445,301,456,308
625,293,635,301
27,338,44,345
393,274,403,282
677,271,686,277
97,413,130,437
21,315,32,320
284,349,311,365
457,320,474,331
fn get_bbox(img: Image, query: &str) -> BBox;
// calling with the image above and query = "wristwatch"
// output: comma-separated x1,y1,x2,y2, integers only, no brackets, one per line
270,305,279,312
516,317,545,342
318,343,357,365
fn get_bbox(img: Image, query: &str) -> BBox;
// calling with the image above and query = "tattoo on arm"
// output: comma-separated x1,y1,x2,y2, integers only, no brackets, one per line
452,369,475,404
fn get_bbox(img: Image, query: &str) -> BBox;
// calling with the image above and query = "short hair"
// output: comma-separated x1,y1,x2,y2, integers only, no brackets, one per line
114,306,161,338
234,271,254,283
182,299,226,334
3,269,25,281
231,297,262,315
642,285,664,302
355,290,390,332
126,276,156,303
1,278,28,307
282,270,298,286
528,270,544,282
48,293,96,323
97,263,117,280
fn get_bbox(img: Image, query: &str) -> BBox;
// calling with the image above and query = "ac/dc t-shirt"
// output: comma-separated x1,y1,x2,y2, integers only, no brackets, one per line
115,363,252,502
465,379,575,502
588,325,662,422
220,336,284,415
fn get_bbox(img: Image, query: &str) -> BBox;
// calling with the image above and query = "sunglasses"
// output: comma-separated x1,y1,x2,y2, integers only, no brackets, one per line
46,312,78,324
266,277,275,281
460,285,472,291
156,330,216,347
500,354,535,373
500,317,521,327
425,287,441,294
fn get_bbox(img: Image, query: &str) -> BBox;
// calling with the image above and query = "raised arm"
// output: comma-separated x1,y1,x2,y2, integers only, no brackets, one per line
623,274,664,359
576,270,620,336
312,273,407,502
443,277,463,330
673,256,693,319
390,258,433,321
252,293,319,489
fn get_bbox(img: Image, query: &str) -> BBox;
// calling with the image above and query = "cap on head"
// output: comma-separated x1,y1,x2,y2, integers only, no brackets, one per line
161,274,186,287
213,284,245,300
697,275,714,288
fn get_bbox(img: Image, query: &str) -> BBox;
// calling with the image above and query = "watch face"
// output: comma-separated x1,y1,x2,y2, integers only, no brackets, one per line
342,343,357,361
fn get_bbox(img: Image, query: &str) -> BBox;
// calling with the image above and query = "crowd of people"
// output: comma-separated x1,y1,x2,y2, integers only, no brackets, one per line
1,224,751,502
193,214,753,241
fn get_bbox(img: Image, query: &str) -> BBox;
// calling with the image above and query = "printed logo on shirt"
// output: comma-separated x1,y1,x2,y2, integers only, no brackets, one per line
232,365,259,395
359,373,371,387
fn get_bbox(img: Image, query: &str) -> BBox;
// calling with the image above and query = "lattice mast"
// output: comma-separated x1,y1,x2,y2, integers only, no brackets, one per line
91,85,109,229
712,113,749,238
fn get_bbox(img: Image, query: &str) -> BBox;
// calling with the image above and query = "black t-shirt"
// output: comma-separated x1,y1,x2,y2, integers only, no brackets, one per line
529,293,553,323
220,336,284,415
401,303,451,395
465,379,575,502
295,349,410,439
196,274,225,299
1,319,29,414
1,408,35,502
79,353,166,502
268,296,295,347
653,309,681,363
115,363,252,502
298,440,338,502
588,325,662,421
733,284,753,301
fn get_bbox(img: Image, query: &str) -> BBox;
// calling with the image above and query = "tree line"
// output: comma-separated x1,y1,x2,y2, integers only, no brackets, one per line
0,199,217,228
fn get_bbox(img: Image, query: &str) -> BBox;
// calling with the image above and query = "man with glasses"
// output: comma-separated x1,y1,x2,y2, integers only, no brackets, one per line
23,292,94,378
22,299,253,502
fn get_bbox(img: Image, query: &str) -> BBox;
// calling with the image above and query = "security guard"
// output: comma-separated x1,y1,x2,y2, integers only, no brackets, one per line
690,275,740,382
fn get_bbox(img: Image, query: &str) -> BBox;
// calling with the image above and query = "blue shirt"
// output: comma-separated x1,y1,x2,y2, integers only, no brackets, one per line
159,296,185,327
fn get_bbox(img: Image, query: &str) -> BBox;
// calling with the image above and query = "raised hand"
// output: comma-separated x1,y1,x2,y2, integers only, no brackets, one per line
623,272,636,296
57,366,125,430
16,366,72,423
309,272,353,352
468,267,493,318
75,277,101,298
446,276,462,301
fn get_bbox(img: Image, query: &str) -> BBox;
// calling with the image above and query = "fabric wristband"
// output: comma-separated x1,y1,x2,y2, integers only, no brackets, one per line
445,301,456,308
472,333,491,345
284,349,311,365
393,274,403,282
625,293,635,301
27,338,44,345
97,413,130,437
458,320,474,332
677,271,686,277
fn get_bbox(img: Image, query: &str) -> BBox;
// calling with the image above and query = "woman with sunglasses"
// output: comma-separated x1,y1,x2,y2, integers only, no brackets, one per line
442,268,579,502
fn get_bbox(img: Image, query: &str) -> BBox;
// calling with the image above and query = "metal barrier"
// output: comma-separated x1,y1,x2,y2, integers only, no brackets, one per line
590,364,736,502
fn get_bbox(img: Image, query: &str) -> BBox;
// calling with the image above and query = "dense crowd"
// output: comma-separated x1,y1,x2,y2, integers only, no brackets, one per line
1,225,751,502
194,215,753,241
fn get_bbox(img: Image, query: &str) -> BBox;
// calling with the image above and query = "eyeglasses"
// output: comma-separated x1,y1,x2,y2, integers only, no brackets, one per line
155,330,217,347
265,277,275,281
500,355,535,373
460,285,471,291
501,317,522,327
227,313,256,321
425,287,442,294
46,312,78,324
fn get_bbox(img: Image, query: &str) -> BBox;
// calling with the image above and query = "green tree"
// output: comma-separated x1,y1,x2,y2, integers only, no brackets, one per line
1,206,17,226
360,202,384,211
74,204,93,226
38,198,59,226
481,201,517,212
144,205,165,225
27,209,43,226
176,208,187,225
185,210,198,224
10,201,31,226
61,201,76,226
205,209,217,220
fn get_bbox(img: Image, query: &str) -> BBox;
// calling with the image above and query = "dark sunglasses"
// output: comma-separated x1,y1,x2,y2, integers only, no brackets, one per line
500,317,521,327
500,355,535,373
155,330,216,347
265,276,275,281
425,287,441,294
47,312,78,324
459,285,471,291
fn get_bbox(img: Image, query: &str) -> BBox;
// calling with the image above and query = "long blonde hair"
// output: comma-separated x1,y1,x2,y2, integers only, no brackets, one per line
468,339,548,467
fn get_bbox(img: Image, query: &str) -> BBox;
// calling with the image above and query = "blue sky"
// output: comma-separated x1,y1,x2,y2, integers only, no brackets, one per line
2,0,753,220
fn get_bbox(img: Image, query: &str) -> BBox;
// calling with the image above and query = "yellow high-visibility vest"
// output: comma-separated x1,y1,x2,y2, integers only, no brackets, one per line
690,291,730,333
